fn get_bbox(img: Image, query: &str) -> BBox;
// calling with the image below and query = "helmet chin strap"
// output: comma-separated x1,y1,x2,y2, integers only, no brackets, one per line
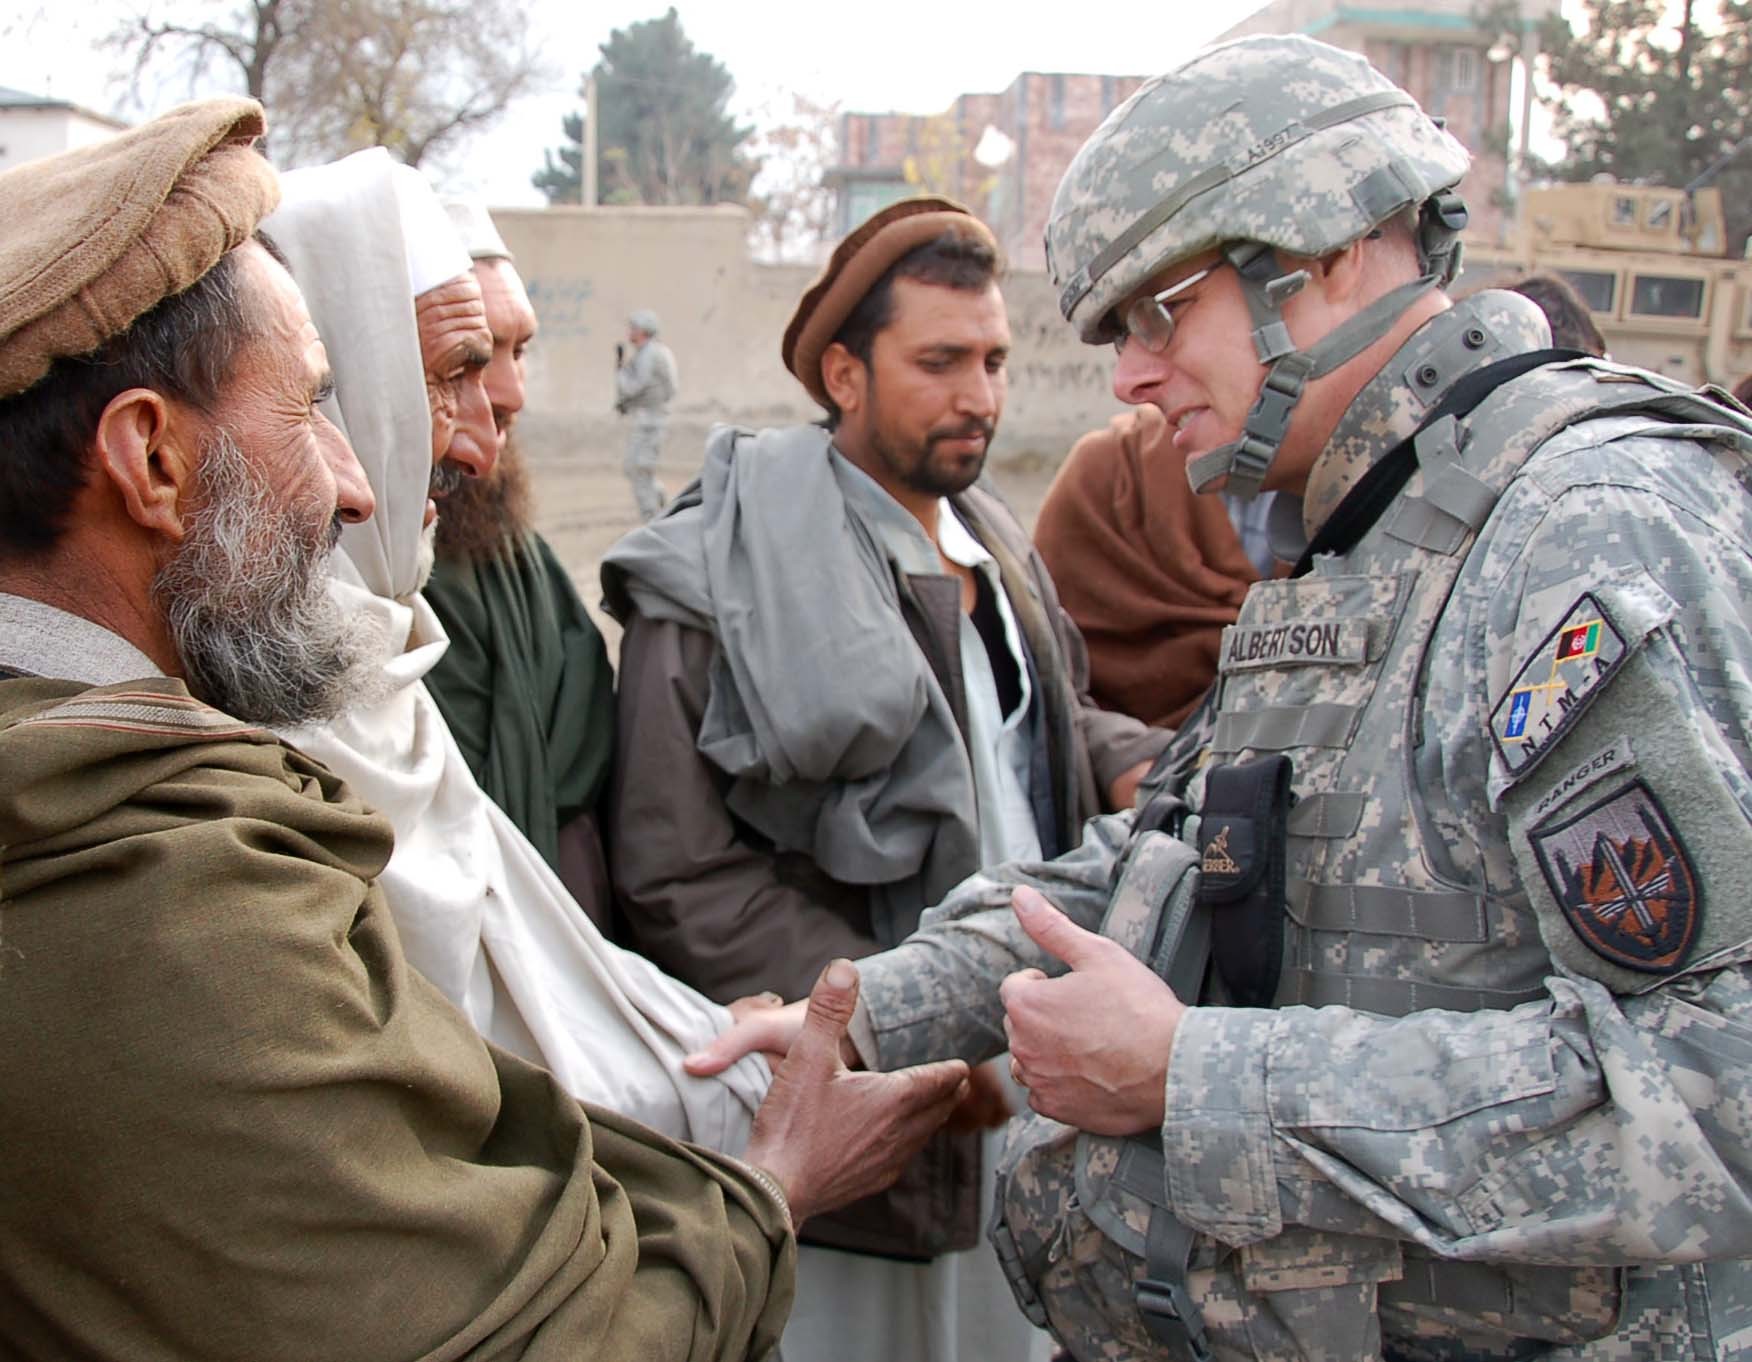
1184,178,1468,501
1186,238,1440,498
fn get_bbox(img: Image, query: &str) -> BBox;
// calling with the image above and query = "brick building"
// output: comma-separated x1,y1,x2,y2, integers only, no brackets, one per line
828,71,1147,270
827,0,1557,265
1213,0,1563,245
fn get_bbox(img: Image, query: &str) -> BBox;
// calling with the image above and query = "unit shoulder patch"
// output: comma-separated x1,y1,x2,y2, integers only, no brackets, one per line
1528,778,1701,975
1490,593,1628,780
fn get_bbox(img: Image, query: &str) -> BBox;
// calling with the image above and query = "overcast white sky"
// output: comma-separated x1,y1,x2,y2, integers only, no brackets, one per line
0,0,1279,203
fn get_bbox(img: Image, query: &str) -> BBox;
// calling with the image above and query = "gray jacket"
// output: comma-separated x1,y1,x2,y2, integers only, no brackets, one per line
600,424,1167,1260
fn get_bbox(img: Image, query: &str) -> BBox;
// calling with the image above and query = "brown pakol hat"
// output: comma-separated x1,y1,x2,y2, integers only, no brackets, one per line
782,195,999,410
0,97,279,400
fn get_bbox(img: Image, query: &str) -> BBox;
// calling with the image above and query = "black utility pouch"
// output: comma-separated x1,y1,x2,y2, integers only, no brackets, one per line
1197,755,1293,1008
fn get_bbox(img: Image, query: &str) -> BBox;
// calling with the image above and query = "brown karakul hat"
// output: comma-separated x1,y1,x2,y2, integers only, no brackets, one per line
782,195,998,409
0,97,279,400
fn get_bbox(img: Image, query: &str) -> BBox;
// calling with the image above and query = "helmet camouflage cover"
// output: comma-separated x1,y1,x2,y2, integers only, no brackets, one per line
1047,34,1471,343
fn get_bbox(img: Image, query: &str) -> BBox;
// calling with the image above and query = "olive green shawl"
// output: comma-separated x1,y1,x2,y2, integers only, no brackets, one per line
0,676,791,1361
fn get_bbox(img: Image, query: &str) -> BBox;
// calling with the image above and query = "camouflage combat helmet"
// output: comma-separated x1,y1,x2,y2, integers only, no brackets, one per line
1045,34,1472,497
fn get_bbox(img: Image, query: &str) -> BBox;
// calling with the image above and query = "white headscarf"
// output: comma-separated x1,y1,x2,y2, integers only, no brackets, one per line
443,198,513,263
263,151,767,1150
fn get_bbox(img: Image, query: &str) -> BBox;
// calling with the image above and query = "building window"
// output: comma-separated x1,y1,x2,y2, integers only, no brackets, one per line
1629,273,1706,319
1451,47,1479,91
846,180,913,232
1433,45,1479,91
1049,74,1067,131
1560,269,1619,314
1376,41,1409,87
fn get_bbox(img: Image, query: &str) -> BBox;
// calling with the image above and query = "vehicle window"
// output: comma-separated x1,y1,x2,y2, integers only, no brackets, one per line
1560,269,1618,314
1629,274,1706,319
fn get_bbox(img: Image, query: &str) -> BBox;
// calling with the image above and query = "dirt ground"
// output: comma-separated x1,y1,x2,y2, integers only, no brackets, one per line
524,428,1060,660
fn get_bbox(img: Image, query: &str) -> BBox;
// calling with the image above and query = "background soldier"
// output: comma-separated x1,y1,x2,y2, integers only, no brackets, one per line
696,34,1752,1361
616,306,679,521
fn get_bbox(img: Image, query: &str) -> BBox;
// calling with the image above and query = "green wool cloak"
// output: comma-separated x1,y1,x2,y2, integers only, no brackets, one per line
422,530,616,874
0,676,792,1362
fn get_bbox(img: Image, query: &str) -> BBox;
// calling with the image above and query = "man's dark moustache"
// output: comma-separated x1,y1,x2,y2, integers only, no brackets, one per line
429,459,466,498
931,421,995,443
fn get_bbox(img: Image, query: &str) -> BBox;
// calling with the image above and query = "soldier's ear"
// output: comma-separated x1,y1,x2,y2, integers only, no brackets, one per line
91,388,201,543
821,342,868,419
1310,238,1373,307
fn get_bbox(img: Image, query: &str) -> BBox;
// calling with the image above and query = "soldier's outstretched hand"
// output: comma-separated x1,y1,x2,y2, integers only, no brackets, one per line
741,959,970,1229
1000,886,1186,1136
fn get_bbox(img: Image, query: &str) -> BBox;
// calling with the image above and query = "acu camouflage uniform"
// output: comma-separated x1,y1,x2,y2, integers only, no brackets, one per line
852,33,1752,1362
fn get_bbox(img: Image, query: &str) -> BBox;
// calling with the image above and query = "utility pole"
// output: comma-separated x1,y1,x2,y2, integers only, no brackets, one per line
583,72,599,209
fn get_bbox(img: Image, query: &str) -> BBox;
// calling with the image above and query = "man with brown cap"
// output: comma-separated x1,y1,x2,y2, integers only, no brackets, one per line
0,102,975,1361
602,196,1167,1362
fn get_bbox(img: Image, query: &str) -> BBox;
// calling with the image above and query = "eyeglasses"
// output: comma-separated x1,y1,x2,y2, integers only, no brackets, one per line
1112,265,1214,355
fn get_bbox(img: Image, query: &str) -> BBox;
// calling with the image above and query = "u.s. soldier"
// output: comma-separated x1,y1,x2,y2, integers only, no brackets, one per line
693,34,1752,1361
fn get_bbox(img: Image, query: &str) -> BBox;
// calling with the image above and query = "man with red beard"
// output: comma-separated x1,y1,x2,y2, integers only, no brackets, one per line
421,201,617,928
602,196,1166,1362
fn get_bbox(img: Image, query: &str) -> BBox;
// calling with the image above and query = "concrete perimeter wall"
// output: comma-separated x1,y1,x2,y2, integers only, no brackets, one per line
492,204,1120,476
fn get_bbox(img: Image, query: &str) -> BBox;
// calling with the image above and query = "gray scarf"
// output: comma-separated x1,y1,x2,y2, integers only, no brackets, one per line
603,424,980,943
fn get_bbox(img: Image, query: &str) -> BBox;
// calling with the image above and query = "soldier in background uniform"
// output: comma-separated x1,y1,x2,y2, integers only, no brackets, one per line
693,34,1752,1361
616,307,679,521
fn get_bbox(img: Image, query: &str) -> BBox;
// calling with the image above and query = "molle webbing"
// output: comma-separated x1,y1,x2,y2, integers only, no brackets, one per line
1287,879,1487,942
1279,967,1547,1016
1213,702,1360,753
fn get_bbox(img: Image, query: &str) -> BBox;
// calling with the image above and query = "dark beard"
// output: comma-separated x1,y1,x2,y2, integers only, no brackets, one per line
872,419,995,498
432,433,534,564
151,428,375,726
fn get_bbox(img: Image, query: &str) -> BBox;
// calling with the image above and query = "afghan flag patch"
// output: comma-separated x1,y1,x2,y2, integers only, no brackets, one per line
1490,594,1627,778
1529,779,1701,975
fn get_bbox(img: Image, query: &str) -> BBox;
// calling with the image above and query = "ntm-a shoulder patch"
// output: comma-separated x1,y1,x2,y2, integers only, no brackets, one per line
1491,593,1627,780
1529,778,1701,975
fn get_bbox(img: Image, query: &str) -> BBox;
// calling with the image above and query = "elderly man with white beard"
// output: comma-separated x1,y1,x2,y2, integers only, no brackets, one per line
263,147,771,1146
0,101,973,1361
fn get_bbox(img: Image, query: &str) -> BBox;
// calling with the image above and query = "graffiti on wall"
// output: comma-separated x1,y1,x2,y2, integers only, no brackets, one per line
525,276,596,339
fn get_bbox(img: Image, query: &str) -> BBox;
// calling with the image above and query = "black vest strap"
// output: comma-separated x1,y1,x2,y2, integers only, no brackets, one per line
1291,348,1583,577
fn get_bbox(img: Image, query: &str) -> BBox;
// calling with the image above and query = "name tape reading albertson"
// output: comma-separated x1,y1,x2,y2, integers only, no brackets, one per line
1221,618,1370,671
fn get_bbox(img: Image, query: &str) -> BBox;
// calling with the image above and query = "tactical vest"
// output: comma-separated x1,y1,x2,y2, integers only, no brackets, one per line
991,358,1752,1362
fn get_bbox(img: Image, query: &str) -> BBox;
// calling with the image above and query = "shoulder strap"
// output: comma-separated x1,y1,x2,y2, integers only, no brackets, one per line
1292,348,1583,576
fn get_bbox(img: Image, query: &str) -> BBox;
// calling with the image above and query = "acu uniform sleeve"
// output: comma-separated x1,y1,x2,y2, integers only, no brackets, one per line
1159,436,1752,1270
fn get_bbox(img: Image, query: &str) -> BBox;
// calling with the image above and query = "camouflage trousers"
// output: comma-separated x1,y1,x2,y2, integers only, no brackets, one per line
996,1122,1740,1362
624,411,667,521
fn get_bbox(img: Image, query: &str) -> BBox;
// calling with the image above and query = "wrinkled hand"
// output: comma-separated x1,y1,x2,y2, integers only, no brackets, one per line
999,886,1185,1136
743,960,969,1228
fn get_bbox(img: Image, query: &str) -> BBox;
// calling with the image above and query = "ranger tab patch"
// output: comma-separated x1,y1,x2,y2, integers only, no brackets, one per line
1490,594,1627,778
1529,779,1701,975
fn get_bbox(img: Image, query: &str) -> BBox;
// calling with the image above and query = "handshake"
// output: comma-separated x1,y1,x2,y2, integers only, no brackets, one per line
705,959,1000,1228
